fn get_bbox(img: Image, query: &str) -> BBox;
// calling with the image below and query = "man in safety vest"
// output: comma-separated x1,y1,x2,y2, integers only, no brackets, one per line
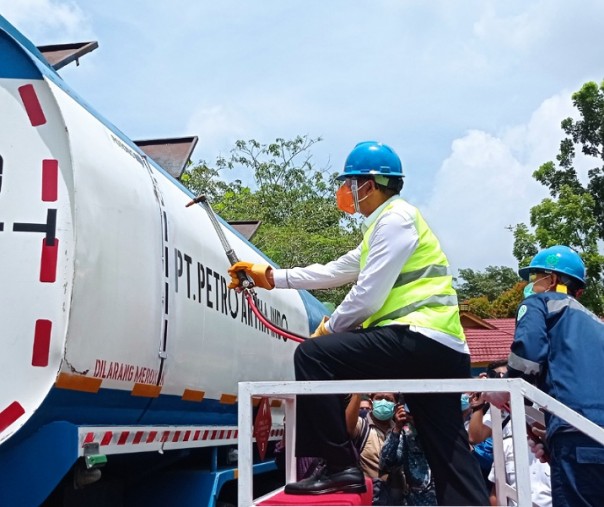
487,245,604,507
228,141,488,505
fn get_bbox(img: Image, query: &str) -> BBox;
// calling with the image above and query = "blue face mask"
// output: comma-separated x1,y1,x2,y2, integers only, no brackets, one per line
359,408,370,419
372,399,395,421
460,394,470,411
523,282,535,298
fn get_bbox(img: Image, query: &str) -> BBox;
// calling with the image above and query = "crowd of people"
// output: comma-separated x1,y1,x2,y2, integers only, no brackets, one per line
228,141,604,506
275,375,552,506
307,377,551,505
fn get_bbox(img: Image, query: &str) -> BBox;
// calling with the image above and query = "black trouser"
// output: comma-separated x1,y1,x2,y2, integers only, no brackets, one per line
293,325,489,506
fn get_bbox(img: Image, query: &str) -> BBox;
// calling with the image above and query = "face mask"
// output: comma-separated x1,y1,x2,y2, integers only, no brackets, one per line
336,180,371,214
524,274,552,297
336,184,355,214
372,399,395,421
523,282,535,298
460,394,470,411
359,408,370,419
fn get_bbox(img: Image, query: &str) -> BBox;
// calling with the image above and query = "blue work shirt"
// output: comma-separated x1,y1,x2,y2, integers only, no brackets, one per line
507,291,604,439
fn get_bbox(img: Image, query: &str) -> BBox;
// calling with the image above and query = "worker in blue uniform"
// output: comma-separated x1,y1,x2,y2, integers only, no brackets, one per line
228,142,488,505
489,245,604,507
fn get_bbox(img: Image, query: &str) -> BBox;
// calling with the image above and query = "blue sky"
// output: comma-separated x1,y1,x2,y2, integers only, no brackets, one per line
2,0,603,273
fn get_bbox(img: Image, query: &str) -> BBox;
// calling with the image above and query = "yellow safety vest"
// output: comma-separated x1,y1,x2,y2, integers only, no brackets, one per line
360,198,465,342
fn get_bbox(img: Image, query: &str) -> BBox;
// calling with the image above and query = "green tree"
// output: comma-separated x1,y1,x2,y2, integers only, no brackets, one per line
180,155,248,203
464,295,493,319
489,282,526,318
456,266,522,318
510,80,604,314
509,223,538,268
182,136,361,307
455,266,520,302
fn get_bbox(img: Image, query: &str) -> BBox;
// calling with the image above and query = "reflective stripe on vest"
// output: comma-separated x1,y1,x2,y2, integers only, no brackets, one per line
360,199,465,342
394,264,451,287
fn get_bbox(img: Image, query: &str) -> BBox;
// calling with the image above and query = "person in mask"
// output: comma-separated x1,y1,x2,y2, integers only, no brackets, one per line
345,393,397,479
358,396,373,419
379,401,437,505
486,245,604,507
227,141,488,505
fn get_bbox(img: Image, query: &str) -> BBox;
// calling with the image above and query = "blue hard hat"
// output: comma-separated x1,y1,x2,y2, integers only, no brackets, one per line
337,141,404,181
518,245,586,286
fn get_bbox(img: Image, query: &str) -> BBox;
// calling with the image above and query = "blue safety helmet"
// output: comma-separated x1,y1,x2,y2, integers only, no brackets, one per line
337,141,404,181
518,245,586,287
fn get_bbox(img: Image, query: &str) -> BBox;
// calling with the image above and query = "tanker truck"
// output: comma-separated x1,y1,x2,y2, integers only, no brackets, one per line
0,15,327,506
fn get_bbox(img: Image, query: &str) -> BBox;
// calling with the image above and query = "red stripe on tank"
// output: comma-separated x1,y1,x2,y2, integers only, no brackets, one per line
40,237,58,282
32,319,51,367
42,160,58,201
18,84,46,126
0,402,25,433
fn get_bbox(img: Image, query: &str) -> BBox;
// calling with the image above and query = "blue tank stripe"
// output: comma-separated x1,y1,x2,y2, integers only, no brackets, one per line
0,30,43,80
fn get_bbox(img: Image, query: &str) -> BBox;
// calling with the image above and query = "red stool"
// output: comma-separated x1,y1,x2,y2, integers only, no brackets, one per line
257,478,373,506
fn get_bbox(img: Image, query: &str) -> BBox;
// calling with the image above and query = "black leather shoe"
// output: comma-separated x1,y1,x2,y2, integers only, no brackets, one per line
284,466,366,495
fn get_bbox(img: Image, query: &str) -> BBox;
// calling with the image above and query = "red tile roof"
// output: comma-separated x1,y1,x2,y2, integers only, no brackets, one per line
464,314,603,364
484,318,516,333
462,315,516,364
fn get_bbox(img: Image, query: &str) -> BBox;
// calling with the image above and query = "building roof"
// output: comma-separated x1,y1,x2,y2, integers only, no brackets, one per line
460,312,515,365
465,327,514,364
484,318,516,334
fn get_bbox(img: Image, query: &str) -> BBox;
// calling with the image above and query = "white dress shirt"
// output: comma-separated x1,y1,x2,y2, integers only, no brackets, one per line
273,196,468,353
488,436,552,507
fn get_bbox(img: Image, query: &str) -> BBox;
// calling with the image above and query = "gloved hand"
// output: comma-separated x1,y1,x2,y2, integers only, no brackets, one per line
310,316,330,338
227,261,274,290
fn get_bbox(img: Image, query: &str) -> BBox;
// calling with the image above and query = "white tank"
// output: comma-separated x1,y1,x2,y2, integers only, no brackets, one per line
0,17,323,446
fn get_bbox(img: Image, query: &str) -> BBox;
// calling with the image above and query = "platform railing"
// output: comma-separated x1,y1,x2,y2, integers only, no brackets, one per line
238,378,604,507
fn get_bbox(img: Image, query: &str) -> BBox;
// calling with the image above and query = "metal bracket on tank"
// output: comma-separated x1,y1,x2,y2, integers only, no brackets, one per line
82,443,107,469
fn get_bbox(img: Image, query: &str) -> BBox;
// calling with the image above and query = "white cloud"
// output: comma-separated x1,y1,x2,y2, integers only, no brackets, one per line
186,104,253,162
0,0,93,44
501,93,573,168
185,97,332,185
184,86,330,161
421,90,576,273
473,2,548,52
4,0,600,274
